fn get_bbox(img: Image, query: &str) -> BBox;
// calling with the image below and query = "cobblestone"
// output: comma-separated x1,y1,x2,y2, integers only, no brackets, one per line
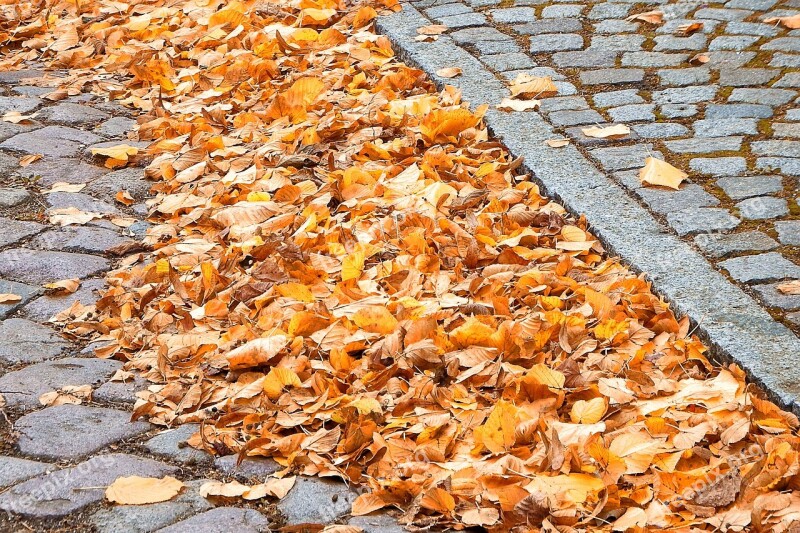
688,157,747,176
145,425,213,465
579,68,644,85
278,477,359,524
0,249,108,285
159,507,269,533
0,188,30,207
667,208,741,236
22,278,104,322
720,252,800,283
0,279,39,318
694,231,779,258
754,283,800,311
664,136,743,153
705,104,773,119
213,455,281,481
717,176,784,200
0,318,68,365
0,217,44,247
529,34,584,53
776,220,800,246
0,457,51,489
737,196,789,220
728,88,796,105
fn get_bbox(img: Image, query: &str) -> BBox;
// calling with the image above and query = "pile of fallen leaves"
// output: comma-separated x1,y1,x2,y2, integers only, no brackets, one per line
4,0,800,530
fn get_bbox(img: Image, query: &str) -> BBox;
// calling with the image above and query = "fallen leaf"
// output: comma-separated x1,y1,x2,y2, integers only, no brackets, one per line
45,182,86,193
777,280,800,295
677,22,704,35
0,293,22,304
765,14,800,29
626,10,664,24
581,124,631,139
2,111,37,123
115,190,135,206
19,154,42,167
509,73,558,99
49,207,103,226
689,53,710,65
497,98,541,112
417,24,447,35
39,384,92,406
545,138,569,148
436,67,462,78
106,476,184,505
461,507,500,526
44,279,81,295
639,157,687,190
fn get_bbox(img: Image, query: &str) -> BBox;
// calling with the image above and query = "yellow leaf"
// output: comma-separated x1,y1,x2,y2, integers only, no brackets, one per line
105,476,184,505
227,336,289,370
474,399,517,454
570,397,607,424
90,144,139,161
581,124,630,139
420,487,455,513
342,250,365,281
527,363,566,390
44,279,80,295
351,306,398,334
436,67,462,78
509,73,558,99
613,507,647,531
263,367,302,399
496,98,541,112
638,157,687,190
0,293,22,304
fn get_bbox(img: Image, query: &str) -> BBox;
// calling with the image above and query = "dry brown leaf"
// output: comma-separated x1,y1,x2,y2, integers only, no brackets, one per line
19,154,42,167
45,182,86,193
509,73,558,99
2,111,37,123
777,280,800,295
0,293,22,304
44,279,81,295
106,476,184,505
39,384,92,406
436,67,462,78
765,14,800,29
639,157,688,190
496,98,541,111
581,124,631,139
677,22,704,35
417,24,447,35
689,53,710,65
49,207,102,226
626,10,664,24
545,138,569,148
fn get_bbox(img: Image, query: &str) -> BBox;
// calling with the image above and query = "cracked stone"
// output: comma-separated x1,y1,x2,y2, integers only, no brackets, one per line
15,405,151,461
694,231,779,259
736,196,788,220
0,217,45,247
0,454,176,518
36,103,111,126
0,249,108,285
22,278,104,322
145,425,213,465
0,457,52,489
0,279,39,318
776,220,800,246
213,455,282,482
753,283,800,311
0,318,68,365
688,157,748,176
0,188,30,207
158,507,269,533
720,253,800,283
666,208,740,236
0,357,121,409
278,477,359,524
0,126,102,158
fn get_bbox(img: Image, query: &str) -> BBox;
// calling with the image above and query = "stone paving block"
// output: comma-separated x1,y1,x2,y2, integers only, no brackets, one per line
0,456,51,489
694,231,779,259
565,124,638,146
657,67,711,86
145,424,213,465
652,85,719,105
752,140,800,158
0,279,39,318
720,253,800,283
592,90,643,108
0,126,102,158
0,357,121,409
636,184,719,215
349,513,405,533
718,68,778,87
660,104,698,118
705,104,773,119
621,52,688,67
552,50,617,68
22,277,104,322
688,157,747,176
580,68,644,85
594,20,639,34
588,3,631,20
489,7,535,23
709,35,759,51
450,26,507,44
736,196,789,220
45,191,122,215
771,53,800,68
756,157,800,176
727,0,776,9
589,34,645,52
726,21,779,36
85,167,151,201
753,283,800,311
31,226,131,254
502,66,564,81
632,123,689,139
541,4,582,18
547,109,604,127
693,118,758,137
729,88,796,105
764,37,800,52
0,454,176,518
0,318,68,365
0,217,45,247
0,96,41,115
93,374,148,405
480,52,536,72
608,104,655,123
776,221,800,247
424,2,468,18
717,176,784,200
537,96,589,113
657,19,721,34
0,188,30,207
667,208,740,236
695,7,752,20
95,116,136,138
529,34,584,53
15,405,151,461
213,455,282,481
775,72,800,89
91,479,213,533
36,103,111,126
773,123,800,137
473,39,520,55
17,157,109,186
653,35,707,51
665,136,743,153
515,19,582,35
706,51,756,68
436,12,486,28
0,249,108,285
590,145,660,171
278,477,358,524
158,507,269,533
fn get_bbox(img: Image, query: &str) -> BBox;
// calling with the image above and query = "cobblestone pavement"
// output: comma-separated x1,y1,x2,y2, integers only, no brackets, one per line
401,0,800,333
0,69,401,532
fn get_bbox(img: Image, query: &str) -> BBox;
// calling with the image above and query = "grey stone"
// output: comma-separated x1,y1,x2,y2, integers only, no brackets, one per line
719,252,800,283
657,67,710,87
776,220,800,245
16,405,151,460
0,70,44,83
552,50,617,68
349,513,406,533
579,68,644,85
541,4,582,18
709,35,759,51
592,89,643,108
736,196,788,220
771,53,800,67
0,454,176,518
95,116,136,138
589,34,645,51
436,12,486,28
31,226,131,254
489,7,535,24
764,37,800,52
502,66,565,81
145,425,213,465
90,479,212,533
657,19,720,34
0,318,68,365
0,456,51,489
213,455,282,481
725,21,779,36
450,26,507,44
775,72,800,89
661,104,698,118
93,375,148,405
727,0,776,9
0,249,108,285
529,34,584,53
158,507,269,533
85,167,150,202
653,35,707,51
45,191,122,215
0,188,30,207
537,96,589,112
694,231,779,258
693,118,758,137
470,39,520,55
667,208,740,236
756,157,800,175
18,157,108,186
752,140,800,158
695,7,752,21
552,81,577,96
590,145,659,171
705,51,756,67
718,68,778,87
515,19,582,35
705,104,773,119
652,85,718,105
608,104,655,122
632,123,689,138
589,3,631,20
0,96,40,114
481,52,536,72
773,123,800,138
689,157,747,176
753,283,800,310
0,357,121,408
637,184,719,215
36,103,110,126
0,217,45,247
22,278,104,322
425,3,469,18
0,126,103,158
278,477,358,524
729,88,796,106
465,0,500,6
0,279,39,318
565,124,637,146
664,136,743,153
594,20,639,34
621,51,689,67
548,109,604,127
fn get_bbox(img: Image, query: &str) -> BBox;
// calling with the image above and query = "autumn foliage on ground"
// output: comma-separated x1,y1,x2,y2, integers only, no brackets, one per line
3,0,800,530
